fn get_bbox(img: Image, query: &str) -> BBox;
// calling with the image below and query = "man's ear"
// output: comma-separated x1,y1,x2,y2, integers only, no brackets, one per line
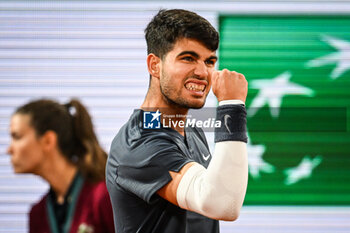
147,53,161,78
40,130,58,153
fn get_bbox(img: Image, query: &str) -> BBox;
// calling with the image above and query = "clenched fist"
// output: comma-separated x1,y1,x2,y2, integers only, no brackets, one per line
211,69,248,103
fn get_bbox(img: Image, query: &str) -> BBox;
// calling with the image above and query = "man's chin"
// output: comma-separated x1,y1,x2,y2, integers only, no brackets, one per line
164,94,207,110
189,102,205,109
173,102,204,110
185,96,207,109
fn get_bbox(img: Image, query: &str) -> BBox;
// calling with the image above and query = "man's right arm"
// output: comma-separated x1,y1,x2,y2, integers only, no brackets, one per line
157,69,248,221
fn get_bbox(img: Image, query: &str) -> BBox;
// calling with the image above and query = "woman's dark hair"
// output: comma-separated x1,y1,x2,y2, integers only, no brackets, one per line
15,99,107,183
145,9,219,59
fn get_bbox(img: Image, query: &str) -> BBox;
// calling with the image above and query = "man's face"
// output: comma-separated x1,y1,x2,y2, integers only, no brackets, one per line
159,38,217,109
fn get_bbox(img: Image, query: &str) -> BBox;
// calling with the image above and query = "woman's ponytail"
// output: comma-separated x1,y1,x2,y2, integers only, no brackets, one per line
67,99,107,183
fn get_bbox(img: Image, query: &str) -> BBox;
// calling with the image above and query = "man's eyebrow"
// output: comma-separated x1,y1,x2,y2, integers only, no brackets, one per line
206,55,218,61
177,51,200,59
177,51,218,61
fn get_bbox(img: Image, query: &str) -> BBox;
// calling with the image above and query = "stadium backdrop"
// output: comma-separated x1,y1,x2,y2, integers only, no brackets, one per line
0,1,349,233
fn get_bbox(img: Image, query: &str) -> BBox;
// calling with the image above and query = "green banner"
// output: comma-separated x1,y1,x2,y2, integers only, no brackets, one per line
219,15,350,205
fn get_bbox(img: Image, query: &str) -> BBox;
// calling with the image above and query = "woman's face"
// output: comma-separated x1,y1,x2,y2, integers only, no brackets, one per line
7,114,46,174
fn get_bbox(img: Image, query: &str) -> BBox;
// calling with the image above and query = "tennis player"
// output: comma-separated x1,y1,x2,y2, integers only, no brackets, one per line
106,9,248,233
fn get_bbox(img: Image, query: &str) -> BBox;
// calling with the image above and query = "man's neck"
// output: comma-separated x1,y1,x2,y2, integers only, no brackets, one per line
141,90,188,136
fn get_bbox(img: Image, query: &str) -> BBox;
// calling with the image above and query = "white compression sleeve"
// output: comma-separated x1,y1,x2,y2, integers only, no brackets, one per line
176,141,248,221
176,102,248,221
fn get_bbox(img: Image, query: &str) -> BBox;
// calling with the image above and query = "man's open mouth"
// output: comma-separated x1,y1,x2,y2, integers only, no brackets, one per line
185,82,206,92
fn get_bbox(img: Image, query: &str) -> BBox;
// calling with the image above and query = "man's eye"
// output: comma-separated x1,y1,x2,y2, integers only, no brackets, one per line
182,57,194,62
205,60,215,66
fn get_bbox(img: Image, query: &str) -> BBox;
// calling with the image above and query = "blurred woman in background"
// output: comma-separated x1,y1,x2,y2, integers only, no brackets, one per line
7,99,115,233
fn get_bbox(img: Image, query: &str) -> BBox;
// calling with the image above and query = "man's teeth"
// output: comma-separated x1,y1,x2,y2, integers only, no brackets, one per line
185,83,205,91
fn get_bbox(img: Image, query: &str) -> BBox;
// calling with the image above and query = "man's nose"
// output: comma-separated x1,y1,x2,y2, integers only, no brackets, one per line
193,61,208,78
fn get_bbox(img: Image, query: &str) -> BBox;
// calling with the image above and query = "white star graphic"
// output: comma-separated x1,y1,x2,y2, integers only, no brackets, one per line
248,71,314,118
306,35,350,79
284,155,322,185
151,110,161,122
247,135,275,179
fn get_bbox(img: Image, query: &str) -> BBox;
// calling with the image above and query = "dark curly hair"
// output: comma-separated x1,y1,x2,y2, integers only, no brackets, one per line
145,9,219,59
